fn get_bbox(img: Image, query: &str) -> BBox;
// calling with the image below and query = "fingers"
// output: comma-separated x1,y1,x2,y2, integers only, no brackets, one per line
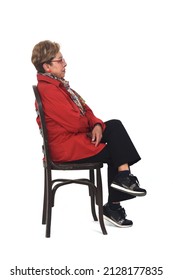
91,132,102,147
91,125,103,146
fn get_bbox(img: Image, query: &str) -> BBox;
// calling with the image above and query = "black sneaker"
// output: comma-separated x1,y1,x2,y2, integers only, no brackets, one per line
111,174,147,196
103,203,133,228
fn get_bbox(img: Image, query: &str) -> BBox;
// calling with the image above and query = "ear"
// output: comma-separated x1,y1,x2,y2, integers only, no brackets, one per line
43,63,51,73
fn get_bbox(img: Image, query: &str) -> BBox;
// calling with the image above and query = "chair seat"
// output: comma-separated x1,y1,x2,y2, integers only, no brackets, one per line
50,161,103,170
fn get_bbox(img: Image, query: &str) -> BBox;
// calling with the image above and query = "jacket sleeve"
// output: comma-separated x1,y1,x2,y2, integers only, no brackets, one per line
38,83,90,133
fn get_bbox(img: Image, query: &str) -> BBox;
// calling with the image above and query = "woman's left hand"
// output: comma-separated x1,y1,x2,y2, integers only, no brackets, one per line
91,124,103,147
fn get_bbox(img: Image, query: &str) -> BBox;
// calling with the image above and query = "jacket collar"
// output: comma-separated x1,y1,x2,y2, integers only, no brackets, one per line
37,73,61,86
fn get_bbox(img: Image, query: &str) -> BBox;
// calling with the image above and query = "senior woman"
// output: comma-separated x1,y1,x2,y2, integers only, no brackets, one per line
31,40,147,228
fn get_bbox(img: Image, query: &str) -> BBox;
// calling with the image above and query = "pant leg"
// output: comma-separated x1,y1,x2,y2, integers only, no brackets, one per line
71,119,141,202
102,119,141,202
101,119,141,168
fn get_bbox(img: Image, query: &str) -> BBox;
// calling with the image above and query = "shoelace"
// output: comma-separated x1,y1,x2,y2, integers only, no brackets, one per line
118,207,127,219
129,174,140,186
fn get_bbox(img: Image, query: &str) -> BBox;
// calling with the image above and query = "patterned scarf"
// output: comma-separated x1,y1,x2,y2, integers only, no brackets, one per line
41,73,86,115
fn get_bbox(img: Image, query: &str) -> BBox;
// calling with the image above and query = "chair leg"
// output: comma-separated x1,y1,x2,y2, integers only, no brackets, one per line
89,170,98,221
45,169,53,238
96,168,107,235
42,168,47,225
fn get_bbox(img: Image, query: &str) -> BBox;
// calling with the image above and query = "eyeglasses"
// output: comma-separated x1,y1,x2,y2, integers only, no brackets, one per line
51,57,65,64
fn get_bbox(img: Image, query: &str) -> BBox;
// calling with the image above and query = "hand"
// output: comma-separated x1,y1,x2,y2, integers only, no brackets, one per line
91,124,103,147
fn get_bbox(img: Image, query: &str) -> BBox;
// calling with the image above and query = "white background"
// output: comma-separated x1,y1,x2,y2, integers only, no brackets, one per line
0,0,173,279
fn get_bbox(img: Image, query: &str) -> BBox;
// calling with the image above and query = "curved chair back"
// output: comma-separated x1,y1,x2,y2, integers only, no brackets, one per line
32,85,51,167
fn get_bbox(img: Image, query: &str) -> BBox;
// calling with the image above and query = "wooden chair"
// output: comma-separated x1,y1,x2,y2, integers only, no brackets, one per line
32,85,107,237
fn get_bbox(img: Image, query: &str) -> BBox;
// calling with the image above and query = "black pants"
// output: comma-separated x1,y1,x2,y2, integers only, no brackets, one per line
73,119,141,203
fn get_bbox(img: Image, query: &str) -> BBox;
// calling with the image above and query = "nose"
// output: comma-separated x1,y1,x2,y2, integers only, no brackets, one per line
63,58,67,67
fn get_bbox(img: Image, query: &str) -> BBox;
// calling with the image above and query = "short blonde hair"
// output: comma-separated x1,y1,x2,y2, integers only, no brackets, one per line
31,40,60,73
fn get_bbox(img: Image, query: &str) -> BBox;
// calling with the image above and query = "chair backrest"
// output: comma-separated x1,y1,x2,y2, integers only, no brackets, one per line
32,85,51,167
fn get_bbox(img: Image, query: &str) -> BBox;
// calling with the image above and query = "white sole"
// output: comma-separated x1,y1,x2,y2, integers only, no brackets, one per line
111,183,146,196
103,215,133,228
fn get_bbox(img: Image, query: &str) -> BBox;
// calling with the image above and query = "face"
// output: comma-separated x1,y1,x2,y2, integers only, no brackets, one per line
43,52,67,78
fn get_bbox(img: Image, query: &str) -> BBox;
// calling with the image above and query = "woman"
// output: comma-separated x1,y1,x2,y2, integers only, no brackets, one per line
31,40,147,228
